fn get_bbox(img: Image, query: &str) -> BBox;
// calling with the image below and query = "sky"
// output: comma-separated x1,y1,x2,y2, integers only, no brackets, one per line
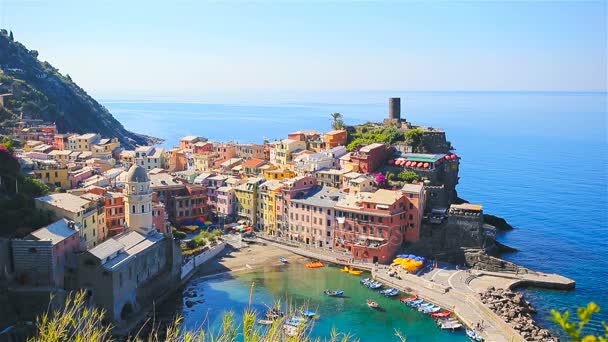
1,0,606,99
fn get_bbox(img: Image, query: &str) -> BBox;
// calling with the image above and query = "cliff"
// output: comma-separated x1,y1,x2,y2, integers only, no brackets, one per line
0,30,159,148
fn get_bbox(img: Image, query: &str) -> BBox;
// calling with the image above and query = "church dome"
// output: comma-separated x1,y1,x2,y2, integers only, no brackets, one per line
126,164,149,183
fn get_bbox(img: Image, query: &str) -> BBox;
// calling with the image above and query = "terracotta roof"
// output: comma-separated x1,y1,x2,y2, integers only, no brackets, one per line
242,158,266,168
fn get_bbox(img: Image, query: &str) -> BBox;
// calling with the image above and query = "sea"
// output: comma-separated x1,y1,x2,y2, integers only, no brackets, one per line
103,91,608,339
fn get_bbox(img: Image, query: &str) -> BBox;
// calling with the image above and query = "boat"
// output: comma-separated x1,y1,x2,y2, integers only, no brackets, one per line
406,299,424,306
341,266,350,272
368,281,383,289
301,310,316,318
440,321,463,330
419,305,442,314
283,325,298,337
324,289,344,297
431,311,452,318
257,319,274,325
305,261,324,268
360,278,371,284
348,269,364,275
466,329,484,341
279,257,288,263
366,299,380,308
381,288,400,297
266,308,284,319
400,295,418,303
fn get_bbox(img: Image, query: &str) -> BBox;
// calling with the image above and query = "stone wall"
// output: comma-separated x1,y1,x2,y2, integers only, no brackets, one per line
464,249,522,272
181,242,226,281
11,240,54,286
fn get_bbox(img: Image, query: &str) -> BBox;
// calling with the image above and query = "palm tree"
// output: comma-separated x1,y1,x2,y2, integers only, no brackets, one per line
330,112,344,130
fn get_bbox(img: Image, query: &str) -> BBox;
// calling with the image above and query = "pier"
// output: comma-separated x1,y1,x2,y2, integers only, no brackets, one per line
257,234,574,342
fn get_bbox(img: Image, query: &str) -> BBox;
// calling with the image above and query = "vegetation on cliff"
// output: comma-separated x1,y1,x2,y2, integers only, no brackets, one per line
0,30,157,148
0,145,55,237
346,124,405,151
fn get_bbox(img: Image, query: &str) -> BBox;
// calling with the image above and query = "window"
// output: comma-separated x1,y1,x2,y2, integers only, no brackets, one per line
378,217,383,223
409,214,413,220
132,205,135,213
410,203,414,210
378,228,383,236
141,205,145,213
327,219,331,226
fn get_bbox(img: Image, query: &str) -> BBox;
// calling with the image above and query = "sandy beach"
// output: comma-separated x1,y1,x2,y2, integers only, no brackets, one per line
195,242,311,278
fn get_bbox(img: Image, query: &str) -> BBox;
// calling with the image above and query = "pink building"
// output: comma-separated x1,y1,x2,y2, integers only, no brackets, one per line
214,143,237,160
349,143,390,173
216,186,236,222
193,141,214,154
69,167,94,188
288,185,347,247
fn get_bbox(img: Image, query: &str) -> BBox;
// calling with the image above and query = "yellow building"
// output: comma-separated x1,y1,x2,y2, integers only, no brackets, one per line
234,177,265,225
30,163,71,190
257,180,283,234
262,166,297,180
35,193,106,249
271,139,307,166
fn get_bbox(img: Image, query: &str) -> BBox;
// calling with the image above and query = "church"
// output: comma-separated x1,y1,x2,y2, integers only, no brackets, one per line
76,165,181,323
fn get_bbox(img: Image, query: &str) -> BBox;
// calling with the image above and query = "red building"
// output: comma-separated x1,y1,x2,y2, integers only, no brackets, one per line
323,130,348,148
152,192,169,235
333,189,418,264
349,143,389,173
150,173,208,226
193,141,214,154
53,134,72,151
85,187,125,237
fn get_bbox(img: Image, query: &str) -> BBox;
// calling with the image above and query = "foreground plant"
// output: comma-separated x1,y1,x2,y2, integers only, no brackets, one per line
28,290,408,342
551,302,608,342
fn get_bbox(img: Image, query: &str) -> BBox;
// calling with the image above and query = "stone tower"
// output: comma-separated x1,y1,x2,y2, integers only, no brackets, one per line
124,164,153,234
389,97,401,121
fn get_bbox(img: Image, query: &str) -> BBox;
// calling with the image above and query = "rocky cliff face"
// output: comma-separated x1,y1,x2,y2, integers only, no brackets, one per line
0,30,158,148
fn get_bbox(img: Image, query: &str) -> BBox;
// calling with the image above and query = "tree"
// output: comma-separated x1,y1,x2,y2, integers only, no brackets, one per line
405,128,423,152
330,112,344,130
398,171,420,184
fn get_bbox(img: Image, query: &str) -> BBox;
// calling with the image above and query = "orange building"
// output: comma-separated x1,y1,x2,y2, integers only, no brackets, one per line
168,148,188,171
324,130,348,148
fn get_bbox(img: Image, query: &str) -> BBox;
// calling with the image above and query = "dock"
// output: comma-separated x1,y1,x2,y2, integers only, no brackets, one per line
258,234,574,342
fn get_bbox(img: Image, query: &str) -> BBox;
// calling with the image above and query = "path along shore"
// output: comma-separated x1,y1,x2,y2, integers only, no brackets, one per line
254,234,574,342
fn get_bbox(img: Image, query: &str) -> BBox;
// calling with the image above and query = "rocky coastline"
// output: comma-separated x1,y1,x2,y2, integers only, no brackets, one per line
479,287,558,342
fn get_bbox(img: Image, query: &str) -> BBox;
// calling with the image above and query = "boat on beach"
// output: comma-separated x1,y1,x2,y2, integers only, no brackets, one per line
279,257,288,263
306,261,324,268
324,289,344,297
366,299,380,308
466,329,484,341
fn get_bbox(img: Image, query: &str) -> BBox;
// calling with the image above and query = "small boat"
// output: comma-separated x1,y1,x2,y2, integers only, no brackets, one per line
406,299,425,306
440,321,463,330
283,325,298,336
466,329,484,341
301,310,316,318
360,278,371,284
381,288,400,297
366,299,380,309
324,289,344,297
419,305,442,313
306,261,324,268
279,257,288,263
368,281,383,289
348,269,364,275
341,266,350,272
257,319,274,325
266,308,284,319
431,311,452,318
400,295,418,303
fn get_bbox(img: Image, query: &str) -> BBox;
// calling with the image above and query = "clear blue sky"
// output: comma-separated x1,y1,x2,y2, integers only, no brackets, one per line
1,1,606,98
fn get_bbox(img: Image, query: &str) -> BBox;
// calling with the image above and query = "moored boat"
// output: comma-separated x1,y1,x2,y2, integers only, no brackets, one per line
381,288,400,297
406,299,425,306
366,299,380,308
257,319,274,325
279,257,288,263
466,329,484,341
324,289,344,297
348,269,364,275
368,281,383,289
440,321,463,330
341,266,350,272
301,310,316,318
400,295,418,303
431,311,452,318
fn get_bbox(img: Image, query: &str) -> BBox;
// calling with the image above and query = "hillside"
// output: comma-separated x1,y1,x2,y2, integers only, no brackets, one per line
0,30,159,148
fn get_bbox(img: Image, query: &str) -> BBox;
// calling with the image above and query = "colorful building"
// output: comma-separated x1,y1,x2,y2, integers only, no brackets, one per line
216,186,236,223
257,180,283,234
30,162,71,190
323,130,348,148
235,177,265,225
349,143,389,173
333,189,416,264
179,136,206,150
288,185,346,247
270,139,307,166
242,158,267,176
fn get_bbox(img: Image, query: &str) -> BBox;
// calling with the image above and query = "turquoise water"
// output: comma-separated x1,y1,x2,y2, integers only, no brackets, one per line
105,91,608,335
161,265,468,341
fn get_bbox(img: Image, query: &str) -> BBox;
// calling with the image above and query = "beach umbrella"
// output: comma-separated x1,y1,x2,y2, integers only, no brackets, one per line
423,162,430,168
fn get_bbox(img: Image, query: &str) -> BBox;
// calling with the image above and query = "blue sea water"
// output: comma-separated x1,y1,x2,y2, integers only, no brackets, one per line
104,91,608,335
